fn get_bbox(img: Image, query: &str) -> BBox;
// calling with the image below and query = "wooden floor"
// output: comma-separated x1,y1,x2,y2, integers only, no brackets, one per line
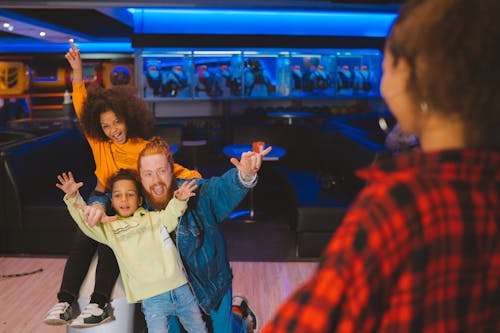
0,256,317,333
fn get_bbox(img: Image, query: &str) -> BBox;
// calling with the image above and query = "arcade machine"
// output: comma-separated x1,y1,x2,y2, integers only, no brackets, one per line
143,53,193,99
102,63,134,89
0,61,30,127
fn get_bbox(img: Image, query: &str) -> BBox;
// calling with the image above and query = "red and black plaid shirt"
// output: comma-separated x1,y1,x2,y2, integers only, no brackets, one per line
262,149,500,333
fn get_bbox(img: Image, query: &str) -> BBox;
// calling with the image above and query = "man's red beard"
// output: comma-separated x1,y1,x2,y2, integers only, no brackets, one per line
144,190,169,211
143,181,176,211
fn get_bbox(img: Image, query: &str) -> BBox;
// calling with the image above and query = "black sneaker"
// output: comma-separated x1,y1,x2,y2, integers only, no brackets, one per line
43,302,72,325
69,303,114,328
232,296,258,333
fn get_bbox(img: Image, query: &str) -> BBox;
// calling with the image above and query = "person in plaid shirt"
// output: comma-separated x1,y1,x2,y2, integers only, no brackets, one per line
262,0,500,332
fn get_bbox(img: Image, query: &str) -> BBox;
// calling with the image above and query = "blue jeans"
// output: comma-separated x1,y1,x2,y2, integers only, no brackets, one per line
142,284,207,333
168,288,247,333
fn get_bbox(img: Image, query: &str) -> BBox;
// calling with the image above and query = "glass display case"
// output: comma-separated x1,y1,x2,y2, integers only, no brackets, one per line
289,51,336,98
138,48,382,101
192,51,243,99
242,51,290,98
142,51,193,99
334,49,382,97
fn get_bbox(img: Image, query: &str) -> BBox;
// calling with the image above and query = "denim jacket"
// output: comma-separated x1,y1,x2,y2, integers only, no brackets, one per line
89,168,253,312
173,168,252,312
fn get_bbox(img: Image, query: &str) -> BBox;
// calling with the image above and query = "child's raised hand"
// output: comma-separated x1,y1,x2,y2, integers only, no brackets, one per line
174,180,198,201
56,171,83,197
65,39,82,70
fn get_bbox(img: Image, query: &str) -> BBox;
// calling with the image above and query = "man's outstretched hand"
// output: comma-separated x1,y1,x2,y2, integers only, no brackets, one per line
174,180,198,201
230,146,272,179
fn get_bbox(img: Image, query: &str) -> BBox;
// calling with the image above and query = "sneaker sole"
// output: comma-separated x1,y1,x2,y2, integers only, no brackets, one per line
247,308,258,331
43,318,71,326
69,315,115,328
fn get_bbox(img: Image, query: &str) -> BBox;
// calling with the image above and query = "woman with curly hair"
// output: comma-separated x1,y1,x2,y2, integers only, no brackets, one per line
44,41,201,328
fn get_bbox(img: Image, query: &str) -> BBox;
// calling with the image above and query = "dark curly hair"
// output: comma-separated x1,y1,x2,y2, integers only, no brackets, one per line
80,83,155,141
386,0,500,149
106,168,143,196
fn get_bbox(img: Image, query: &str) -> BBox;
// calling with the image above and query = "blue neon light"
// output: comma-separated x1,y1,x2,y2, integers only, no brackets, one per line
130,8,397,37
34,77,59,83
0,39,133,53
229,210,252,219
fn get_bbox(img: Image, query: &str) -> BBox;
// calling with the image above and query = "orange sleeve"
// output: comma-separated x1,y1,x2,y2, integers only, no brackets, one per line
173,163,202,179
72,81,87,119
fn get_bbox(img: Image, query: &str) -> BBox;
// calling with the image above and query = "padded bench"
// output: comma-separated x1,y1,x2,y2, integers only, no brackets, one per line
281,169,350,257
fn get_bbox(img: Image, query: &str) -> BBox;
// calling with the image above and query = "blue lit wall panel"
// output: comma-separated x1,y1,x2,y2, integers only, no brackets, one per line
130,9,396,38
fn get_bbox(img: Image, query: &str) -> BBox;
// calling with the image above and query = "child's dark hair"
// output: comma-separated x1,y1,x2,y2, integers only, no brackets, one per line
106,168,143,197
80,84,155,141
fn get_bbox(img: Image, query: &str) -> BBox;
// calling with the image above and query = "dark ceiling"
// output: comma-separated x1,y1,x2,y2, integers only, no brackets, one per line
0,9,132,39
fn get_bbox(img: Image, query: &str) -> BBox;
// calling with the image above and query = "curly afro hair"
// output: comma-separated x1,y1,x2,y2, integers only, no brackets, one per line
80,83,155,141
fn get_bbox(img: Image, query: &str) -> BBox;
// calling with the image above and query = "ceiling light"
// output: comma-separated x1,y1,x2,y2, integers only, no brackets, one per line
0,9,91,43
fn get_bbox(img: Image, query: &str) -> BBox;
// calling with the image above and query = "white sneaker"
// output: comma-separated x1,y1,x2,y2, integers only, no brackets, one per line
43,302,72,325
233,296,258,333
70,303,114,328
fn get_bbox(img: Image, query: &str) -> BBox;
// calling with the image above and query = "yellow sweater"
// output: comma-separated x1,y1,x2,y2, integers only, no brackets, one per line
65,192,188,303
72,82,201,186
